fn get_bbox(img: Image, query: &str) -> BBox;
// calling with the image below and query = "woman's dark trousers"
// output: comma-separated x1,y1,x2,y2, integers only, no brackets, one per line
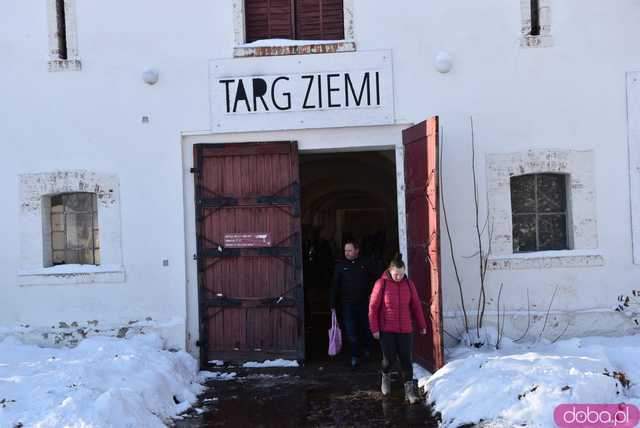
379,332,413,380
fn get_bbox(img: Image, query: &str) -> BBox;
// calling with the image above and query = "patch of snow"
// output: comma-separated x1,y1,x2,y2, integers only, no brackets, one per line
421,333,640,428
242,359,299,368
243,374,291,380
198,371,237,381
18,263,125,275
208,360,224,366
412,363,432,390
239,38,348,48
0,333,207,427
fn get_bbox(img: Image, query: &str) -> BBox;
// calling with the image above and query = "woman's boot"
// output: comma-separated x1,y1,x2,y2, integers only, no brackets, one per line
404,380,420,404
381,371,391,396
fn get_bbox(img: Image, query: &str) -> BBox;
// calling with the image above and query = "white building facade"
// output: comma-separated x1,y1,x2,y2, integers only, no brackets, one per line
2,0,640,362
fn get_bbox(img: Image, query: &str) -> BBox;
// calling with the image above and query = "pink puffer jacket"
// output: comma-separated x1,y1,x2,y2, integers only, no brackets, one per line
368,271,428,334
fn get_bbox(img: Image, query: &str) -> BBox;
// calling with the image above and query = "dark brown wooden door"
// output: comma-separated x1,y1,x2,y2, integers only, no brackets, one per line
193,142,304,365
402,117,444,373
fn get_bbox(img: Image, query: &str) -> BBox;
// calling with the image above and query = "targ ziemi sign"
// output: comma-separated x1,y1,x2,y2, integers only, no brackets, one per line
209,50,394,132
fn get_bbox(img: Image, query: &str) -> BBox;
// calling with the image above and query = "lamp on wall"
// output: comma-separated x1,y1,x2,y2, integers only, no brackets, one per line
434,51,452,73
143,69,160,85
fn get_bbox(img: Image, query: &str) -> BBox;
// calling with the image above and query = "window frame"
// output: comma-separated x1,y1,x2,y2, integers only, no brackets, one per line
520,0,552,48
486,150,602,270
232,0,355,57
47,0,81,71
18,171,124,286
47,192,100,267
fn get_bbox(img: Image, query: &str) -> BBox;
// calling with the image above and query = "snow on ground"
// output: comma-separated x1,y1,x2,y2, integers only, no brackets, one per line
198,371,237,381
413,363,432,381
418,330,640,428
242,359,299,368
0,333,205,428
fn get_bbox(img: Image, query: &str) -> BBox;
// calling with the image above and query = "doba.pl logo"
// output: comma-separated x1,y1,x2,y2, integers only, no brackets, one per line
554,404,640,427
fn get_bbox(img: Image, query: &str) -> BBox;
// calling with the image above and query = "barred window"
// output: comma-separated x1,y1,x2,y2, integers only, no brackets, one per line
50,193,100,265
510,173,568,252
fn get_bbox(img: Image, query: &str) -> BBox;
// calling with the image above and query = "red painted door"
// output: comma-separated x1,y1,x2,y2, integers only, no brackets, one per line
193,142,304,365
402,117,444,372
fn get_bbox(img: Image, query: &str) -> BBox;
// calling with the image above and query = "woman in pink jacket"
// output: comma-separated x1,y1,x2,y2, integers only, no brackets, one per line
368,254,427,404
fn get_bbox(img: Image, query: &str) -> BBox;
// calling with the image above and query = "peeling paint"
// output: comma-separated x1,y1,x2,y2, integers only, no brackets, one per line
234,41,356,58
1,319,159,349
20,170,119,214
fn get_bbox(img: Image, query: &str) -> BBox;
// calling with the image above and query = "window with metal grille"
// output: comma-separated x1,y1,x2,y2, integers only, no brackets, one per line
510,173,568,252
244,0,344,43
50,193,100,265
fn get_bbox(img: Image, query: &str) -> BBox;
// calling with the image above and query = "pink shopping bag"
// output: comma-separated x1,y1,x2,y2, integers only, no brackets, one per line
328,311,342,356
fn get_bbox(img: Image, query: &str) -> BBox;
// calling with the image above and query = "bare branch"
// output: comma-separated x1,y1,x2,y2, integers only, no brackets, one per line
514,289,532,342
537,285,560,342
500,304,506,343
495,282,504,349
470,116,488,337
443,328,462,342
462,251,481,259
551,321,571,344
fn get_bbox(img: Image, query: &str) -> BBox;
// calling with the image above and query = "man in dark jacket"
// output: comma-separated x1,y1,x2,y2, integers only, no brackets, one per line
330,240,373,369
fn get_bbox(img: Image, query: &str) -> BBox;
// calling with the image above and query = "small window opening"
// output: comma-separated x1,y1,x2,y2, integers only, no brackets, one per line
50,192,100,265
529,0,541,36
55,0,68,60
511,173,568,253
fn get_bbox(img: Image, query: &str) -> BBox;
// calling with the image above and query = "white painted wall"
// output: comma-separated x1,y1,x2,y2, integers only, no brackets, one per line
1,1,639,353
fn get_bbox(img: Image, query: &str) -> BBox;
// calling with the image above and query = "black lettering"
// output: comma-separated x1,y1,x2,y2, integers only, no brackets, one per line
232,79,251,113
375,72,380,106
252,78,269,112
327,73,340,108
219,79,235,113
302,75,315,109
271,76,291,110
317,74,323,108
345,72,370,107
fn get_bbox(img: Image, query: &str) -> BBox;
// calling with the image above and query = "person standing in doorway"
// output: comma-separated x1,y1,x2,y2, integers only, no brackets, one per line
330,240,373,369
368,254,427,404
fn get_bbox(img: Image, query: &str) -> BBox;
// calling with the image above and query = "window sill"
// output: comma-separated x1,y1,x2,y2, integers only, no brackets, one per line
488,249,604,270
520,35,553,48
233,39,356,58
18,264,126,286
48,59,82,72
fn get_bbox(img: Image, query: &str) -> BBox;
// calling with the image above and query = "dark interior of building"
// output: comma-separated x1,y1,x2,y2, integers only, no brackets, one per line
299,149,400,360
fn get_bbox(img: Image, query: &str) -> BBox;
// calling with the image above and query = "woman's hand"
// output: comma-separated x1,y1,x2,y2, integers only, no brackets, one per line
373,332,380,340
420,329,427,335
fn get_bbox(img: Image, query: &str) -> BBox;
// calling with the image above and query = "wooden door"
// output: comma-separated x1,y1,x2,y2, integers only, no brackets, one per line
193,142,304,365
402,117,444,372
